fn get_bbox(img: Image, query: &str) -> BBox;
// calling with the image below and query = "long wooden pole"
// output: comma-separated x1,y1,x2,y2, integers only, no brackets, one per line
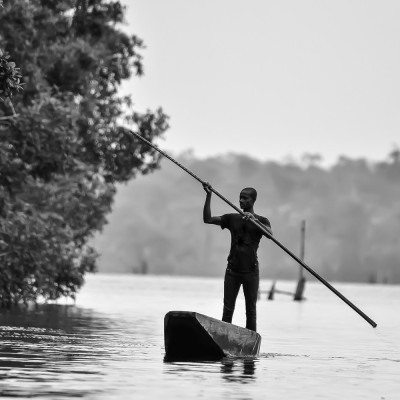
132,131,377,328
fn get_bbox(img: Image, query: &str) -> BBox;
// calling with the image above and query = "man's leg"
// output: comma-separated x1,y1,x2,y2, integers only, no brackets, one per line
222,269,241,323
242,271,259,331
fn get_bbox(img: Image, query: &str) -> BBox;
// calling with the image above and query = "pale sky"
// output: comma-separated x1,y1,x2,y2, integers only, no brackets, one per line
121,0,400,165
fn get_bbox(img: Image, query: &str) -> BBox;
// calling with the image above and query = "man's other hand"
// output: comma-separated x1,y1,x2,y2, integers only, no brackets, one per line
242,212,255,221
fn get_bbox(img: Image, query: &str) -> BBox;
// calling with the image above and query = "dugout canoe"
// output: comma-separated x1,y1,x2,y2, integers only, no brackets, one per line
164,311,261,361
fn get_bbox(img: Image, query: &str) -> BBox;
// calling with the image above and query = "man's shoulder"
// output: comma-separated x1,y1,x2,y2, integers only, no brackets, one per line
221,213,241,219
221,213,240,222
220,213,241,229
255,214,271,227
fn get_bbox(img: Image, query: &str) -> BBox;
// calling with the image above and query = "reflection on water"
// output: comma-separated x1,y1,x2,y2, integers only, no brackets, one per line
0,304,117,398
220,358,256,383
163,357,257,385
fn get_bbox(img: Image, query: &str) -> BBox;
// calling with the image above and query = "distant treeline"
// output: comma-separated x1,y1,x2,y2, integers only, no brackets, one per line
92,150,400,284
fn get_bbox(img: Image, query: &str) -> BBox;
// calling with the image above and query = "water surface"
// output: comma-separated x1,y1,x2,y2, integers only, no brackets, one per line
0,274,398,399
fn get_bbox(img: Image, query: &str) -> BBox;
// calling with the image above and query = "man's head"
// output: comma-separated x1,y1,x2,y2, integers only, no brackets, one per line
239,187,257,211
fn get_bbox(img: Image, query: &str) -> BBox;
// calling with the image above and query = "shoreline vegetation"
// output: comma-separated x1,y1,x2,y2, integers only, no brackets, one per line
0,0,168,308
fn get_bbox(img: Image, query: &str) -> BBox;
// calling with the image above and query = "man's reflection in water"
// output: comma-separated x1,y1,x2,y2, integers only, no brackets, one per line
220,358,256,383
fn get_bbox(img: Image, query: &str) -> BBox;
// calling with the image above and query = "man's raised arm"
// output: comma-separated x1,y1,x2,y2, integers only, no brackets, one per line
203,183,222,225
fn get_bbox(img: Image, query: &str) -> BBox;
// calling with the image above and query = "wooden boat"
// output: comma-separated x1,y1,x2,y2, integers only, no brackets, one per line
164,311,261,361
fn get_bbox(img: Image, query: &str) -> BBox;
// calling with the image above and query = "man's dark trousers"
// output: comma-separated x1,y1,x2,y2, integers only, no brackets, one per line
222,268,259,332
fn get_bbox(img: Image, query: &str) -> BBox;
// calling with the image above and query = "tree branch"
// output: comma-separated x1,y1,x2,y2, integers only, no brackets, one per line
0,114,19,121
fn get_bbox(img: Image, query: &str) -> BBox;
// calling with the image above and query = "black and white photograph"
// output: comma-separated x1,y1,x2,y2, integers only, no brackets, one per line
0,1,399,399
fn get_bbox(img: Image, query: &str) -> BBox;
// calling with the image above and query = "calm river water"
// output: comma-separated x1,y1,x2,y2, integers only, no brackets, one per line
0,274,398,399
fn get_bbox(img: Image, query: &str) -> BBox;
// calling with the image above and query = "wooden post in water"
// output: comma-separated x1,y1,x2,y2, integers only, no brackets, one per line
267,281,276,300
294,220,306,301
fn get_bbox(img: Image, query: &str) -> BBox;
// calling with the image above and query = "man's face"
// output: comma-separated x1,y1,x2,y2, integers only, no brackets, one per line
239,190,254,211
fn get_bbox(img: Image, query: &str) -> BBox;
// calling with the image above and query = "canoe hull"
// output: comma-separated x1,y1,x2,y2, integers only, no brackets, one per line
164,311,261,361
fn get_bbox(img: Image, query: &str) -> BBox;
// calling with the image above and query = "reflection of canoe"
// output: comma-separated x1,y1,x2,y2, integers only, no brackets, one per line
164,311,262,361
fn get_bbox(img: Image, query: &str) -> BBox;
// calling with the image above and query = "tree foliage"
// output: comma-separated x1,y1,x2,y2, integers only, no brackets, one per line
0,0,168,307
0,49,22,101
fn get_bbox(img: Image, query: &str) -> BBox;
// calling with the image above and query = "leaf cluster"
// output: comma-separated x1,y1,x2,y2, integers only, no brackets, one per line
0,49,23,100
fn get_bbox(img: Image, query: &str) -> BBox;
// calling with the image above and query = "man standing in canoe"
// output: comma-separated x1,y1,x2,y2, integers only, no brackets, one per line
203,183,273,332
